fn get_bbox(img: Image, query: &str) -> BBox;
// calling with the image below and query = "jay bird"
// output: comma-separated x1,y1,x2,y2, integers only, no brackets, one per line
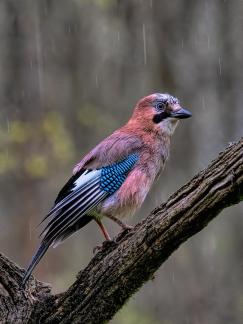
23,93,191,285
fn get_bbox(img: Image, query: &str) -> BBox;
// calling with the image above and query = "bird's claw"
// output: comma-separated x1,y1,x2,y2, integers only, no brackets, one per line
93,239,117,254
93,225,134,253
121,224,133,231
93,244,103,254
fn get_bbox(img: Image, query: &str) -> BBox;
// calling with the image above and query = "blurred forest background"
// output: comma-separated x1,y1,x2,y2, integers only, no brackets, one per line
0,0,242,323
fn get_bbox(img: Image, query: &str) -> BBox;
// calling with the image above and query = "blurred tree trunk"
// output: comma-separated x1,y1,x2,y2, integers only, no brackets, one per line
0,139,242,323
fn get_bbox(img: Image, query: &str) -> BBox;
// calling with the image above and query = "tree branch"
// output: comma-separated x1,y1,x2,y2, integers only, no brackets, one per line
0,139,242,323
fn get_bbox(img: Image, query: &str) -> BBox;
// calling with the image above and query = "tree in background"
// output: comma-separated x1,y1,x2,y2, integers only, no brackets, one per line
0,1,242,323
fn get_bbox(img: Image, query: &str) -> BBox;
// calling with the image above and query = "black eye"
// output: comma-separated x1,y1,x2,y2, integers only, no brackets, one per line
156,101,165,111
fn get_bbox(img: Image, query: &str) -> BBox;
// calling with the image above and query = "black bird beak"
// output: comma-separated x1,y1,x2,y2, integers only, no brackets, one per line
170,107,192,119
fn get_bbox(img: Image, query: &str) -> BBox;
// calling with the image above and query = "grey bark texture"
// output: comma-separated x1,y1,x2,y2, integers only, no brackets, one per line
0,139,242,324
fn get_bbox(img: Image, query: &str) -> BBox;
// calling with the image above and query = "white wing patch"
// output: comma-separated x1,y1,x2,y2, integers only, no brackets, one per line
73,169,101,190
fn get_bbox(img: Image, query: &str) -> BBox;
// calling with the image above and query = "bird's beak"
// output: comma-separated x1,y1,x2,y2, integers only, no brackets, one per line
170,107,192,119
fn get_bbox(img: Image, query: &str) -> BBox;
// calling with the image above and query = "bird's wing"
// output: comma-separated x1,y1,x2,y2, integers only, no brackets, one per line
41,153,139,246
22,153,139,285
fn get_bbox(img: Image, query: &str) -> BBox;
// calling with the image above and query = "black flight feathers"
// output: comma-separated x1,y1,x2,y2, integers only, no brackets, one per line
22,154,139,285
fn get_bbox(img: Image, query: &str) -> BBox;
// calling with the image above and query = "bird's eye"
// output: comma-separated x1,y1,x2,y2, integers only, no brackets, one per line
156,101,165,111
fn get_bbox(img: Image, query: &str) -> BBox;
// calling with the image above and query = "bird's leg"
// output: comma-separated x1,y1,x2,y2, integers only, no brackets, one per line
95,219,112,241
93,219,115,253
105,214,133,230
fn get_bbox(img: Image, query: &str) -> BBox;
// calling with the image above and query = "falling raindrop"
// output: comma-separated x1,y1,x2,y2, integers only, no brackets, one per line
218,57,222,76
207,35,210,50
29,222,32,241
150,0,153,8
142,23,147,65
6,118,10,133
34,2,44,110
181,39,184,49
117,31,120,42
95,75,99,87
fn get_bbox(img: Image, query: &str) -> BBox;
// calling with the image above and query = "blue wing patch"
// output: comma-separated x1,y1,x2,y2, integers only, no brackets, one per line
100,153,139,194
22,153,139,285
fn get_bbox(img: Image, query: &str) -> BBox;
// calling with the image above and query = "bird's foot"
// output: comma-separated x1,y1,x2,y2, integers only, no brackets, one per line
93,244,103,254
114,224,134,243
105,214,133,231
93,239,117,254
121,223,133,231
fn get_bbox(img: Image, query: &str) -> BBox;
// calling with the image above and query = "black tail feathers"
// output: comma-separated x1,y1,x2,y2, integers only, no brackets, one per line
22,243,49,286
22,214,93,286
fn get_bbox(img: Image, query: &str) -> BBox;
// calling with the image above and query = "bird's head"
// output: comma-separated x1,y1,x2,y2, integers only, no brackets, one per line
130,93,191,136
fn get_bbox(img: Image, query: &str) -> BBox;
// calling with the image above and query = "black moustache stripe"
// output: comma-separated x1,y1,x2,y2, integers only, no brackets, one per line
153,111,170,124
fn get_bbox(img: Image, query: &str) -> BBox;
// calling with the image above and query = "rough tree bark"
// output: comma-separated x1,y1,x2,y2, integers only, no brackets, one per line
0,139,242,323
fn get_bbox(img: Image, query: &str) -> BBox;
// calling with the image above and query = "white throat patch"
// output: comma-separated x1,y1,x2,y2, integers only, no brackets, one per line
159,118,179,136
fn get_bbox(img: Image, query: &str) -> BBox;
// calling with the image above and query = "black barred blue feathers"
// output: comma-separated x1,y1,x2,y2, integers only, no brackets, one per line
100,154,139,194
22,92,191,286
22,153,139,285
